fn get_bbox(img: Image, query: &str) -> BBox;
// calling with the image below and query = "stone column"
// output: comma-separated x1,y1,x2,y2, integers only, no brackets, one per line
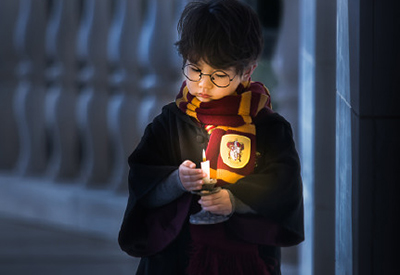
335,1,352,273
298,0,336,274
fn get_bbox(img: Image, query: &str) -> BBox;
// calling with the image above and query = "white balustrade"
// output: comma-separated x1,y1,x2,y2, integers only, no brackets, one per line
107,0,142,192
45,0,80,180
136,0,183,133
0,0,19,170
76,0,111,187
13,0,47,176
1,0,194,191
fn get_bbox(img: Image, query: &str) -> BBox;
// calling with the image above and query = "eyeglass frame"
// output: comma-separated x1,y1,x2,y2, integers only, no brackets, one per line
182,64,237,88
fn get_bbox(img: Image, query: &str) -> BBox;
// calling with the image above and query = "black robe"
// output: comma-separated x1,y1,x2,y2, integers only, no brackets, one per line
118,102,304,274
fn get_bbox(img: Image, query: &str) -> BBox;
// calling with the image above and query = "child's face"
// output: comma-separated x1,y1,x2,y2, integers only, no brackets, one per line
185,60,245,103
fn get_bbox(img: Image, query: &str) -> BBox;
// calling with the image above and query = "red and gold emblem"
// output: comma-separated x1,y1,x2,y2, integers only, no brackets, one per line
220,134,251,169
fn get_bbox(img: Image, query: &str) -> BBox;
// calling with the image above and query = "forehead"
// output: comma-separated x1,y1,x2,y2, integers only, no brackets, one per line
188,59,236,74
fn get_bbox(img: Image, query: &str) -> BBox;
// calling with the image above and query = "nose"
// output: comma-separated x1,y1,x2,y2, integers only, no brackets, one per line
198,74,213,89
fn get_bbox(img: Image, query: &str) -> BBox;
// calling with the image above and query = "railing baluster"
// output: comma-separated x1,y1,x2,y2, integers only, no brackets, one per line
76,0,111,187
45,0,80,180
108,0,142,192
136,0,182,133
0,0,20,170
13,0,47,176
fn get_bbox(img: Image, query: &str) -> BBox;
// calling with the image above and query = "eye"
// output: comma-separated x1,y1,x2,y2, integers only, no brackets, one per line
213,71,229,79
189,65,201,73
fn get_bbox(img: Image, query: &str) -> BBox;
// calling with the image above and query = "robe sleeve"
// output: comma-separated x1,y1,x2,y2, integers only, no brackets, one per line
118,106,193,257
224,113,304,247
140,170,186,208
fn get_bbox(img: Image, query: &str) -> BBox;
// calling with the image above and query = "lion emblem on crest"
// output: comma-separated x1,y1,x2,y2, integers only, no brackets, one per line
227,140,244,162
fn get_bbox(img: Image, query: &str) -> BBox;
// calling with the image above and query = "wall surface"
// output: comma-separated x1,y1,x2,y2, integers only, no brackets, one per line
336,0,400,274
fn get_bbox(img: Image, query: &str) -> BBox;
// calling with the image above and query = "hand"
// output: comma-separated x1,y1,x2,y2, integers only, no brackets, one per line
198,189,233,216
179,160,206,192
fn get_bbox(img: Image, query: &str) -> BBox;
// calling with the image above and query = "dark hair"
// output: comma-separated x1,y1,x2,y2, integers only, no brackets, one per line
175,0,263,74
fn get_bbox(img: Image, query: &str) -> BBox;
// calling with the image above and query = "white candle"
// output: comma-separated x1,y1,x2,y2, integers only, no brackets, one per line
200,149,210,182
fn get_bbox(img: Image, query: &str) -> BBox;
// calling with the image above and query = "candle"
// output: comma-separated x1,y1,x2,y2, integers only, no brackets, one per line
200,149,210,183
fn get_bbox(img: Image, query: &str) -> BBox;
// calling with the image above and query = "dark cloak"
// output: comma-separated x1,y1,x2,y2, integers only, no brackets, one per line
118,102,304,259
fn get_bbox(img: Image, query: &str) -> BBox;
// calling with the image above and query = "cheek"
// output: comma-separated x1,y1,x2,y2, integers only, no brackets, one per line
212,87,237,100
224,82,241,95
186,82,197,95
222,88,236,97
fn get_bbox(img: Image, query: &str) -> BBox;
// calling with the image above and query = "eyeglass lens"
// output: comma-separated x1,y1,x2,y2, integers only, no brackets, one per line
183,64,231,88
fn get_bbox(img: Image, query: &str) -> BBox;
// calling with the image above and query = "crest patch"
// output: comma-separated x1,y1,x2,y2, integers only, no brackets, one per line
220,134,251,169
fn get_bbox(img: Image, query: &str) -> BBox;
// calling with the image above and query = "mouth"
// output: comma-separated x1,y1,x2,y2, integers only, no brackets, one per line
198,93,211,99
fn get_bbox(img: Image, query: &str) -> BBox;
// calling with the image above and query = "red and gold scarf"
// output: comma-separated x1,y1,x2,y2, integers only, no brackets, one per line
176,80,272,185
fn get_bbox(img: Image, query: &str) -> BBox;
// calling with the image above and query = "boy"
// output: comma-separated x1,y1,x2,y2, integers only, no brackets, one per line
119,0,304,274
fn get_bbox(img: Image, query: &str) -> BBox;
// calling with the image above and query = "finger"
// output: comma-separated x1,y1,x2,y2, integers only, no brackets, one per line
202,204,228,215
192,183,203,191
181,174,203,185
200,192,220,201
182,170,204,181
199,195,212,203
182,160,196,169
183,177,203,189
199,196,218,206
180,164,202,175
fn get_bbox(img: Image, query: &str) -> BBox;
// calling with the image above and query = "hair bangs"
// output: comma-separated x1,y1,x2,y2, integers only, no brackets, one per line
188,15,237,70
175,0,263,74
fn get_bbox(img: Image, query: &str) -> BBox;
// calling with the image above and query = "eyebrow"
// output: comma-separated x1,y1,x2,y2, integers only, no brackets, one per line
188,62,233,74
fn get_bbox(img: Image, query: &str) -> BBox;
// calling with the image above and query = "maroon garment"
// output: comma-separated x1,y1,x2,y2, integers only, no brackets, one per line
188,223,273,275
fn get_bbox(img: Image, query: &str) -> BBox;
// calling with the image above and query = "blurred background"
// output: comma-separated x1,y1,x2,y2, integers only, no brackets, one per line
0,0,398,274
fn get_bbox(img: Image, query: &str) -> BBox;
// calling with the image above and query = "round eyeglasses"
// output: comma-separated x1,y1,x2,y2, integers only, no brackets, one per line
182,64,236,88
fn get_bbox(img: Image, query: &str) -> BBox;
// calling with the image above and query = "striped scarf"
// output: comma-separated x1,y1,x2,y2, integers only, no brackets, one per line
176,80,272,185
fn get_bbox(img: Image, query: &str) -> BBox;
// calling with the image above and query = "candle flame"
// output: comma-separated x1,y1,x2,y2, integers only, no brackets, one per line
202,149,206,162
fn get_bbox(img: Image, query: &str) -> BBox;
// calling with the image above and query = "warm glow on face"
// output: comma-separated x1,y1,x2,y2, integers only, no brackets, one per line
185,60,244,102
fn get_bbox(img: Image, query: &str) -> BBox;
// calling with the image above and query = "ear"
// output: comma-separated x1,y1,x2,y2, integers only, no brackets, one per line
241,63,258,81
